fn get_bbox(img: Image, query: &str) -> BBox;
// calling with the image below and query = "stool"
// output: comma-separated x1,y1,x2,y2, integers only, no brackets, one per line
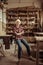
14,43,18,56
12,39,18,56
13,40,36,65
14,40,23,57
13,40,20,65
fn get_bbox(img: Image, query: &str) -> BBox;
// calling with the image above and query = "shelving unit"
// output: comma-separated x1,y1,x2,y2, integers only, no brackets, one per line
6,6,41,35
6,6,43,64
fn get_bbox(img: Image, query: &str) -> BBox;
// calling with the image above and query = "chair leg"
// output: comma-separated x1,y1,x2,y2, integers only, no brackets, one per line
14,44,18,56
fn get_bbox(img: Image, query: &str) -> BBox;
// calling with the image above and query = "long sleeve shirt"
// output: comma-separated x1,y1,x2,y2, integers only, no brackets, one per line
13,26,24,39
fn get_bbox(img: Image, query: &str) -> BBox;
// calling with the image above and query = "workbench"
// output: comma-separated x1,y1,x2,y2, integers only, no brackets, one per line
0,35,12,49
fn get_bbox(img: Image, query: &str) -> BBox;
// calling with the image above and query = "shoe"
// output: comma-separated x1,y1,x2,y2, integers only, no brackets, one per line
28,51,31,57
28,56,35,61
16,58,20,65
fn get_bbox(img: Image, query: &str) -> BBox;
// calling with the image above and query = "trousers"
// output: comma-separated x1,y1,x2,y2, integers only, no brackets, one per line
15,39,30,59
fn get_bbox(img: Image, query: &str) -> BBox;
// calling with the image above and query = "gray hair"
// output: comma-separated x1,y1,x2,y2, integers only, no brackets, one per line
15,19,21,24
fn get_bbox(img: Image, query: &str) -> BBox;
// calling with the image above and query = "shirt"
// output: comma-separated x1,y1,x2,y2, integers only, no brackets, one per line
13,26,24,39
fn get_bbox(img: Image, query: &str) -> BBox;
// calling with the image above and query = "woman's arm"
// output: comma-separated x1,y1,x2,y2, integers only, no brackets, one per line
15,30,24,35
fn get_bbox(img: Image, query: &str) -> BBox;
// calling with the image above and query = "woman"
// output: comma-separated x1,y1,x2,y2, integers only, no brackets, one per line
13,19,31,59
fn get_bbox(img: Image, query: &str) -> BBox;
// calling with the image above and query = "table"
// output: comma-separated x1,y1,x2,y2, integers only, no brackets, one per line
34,32,43,65
0,35,12,49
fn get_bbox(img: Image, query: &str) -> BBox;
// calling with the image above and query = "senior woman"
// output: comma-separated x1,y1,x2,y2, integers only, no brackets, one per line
13,19,31,59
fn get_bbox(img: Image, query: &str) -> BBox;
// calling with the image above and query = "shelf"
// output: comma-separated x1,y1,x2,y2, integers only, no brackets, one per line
6,31,13,34
6,22,15,25
6,6,41,35
6,27,13,30
18,14,27,16
7,19,16,21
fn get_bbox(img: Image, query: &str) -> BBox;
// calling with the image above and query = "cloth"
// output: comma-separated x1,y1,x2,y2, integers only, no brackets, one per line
13,26,24,39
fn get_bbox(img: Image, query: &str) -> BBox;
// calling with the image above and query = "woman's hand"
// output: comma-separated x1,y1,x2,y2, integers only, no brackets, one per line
15,31,24,35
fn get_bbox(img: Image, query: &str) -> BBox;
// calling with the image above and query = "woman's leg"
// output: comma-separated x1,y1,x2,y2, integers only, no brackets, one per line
15,39,22,59
21,39,31,56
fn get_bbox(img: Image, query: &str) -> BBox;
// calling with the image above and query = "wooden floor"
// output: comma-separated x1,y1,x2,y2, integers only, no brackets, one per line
0,56,36,65
0,50,43,65
0,43,43,65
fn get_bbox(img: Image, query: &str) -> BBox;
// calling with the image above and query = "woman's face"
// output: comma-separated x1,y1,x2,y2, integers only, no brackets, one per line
16,21,21,27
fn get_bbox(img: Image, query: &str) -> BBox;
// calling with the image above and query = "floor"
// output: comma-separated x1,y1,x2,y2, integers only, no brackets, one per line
0,41,43,65
0,54,36,65
0,44,36,65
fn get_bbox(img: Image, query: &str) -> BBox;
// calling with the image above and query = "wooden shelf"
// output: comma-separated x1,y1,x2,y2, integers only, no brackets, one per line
6,31,13,34
6,6,41,35
6,22,15,25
